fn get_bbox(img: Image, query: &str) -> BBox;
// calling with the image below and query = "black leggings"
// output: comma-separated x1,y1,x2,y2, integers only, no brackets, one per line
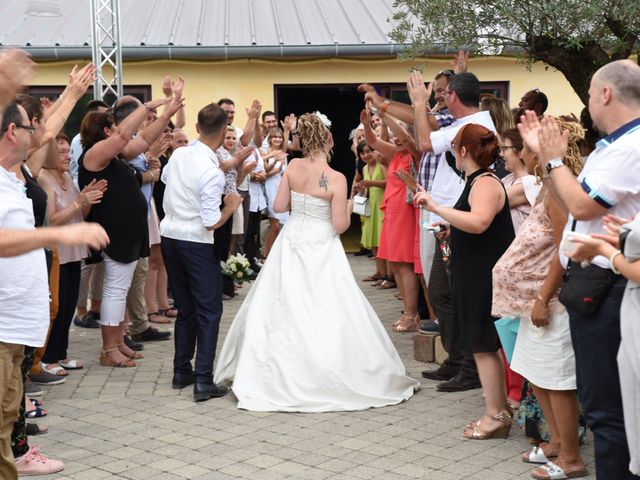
42,261,81,364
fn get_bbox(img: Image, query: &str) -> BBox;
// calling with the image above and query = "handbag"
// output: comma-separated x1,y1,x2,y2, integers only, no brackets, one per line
558,261,618,316
353,192,370,216
558,221,618,316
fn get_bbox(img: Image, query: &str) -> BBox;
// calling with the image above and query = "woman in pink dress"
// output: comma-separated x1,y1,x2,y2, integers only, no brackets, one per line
362,109,422,332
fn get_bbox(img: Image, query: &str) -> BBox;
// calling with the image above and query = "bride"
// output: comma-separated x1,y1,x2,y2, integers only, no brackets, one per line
214,112,419,412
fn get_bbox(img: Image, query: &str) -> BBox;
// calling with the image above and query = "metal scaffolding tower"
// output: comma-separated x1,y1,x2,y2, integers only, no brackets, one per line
90,0,123,101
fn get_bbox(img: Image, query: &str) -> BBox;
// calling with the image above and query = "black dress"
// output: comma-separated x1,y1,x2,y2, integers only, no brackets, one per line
450,169,515,353
78,153,149,264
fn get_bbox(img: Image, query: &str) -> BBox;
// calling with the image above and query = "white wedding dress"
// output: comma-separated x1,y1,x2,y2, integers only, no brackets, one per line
214,191,419,412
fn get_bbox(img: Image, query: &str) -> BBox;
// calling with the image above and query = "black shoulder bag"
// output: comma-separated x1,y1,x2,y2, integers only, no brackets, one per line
558,221,619,316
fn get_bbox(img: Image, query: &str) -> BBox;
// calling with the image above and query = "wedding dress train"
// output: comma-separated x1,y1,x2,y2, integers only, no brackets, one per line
214,191,419,412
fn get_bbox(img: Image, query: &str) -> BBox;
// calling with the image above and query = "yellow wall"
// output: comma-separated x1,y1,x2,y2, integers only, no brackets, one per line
33,56,584,138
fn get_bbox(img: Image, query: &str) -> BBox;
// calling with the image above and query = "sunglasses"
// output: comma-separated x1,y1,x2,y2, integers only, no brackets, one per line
437,69,455,78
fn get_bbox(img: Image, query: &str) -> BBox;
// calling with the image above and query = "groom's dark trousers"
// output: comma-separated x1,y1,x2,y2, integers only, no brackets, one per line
161,236,223,384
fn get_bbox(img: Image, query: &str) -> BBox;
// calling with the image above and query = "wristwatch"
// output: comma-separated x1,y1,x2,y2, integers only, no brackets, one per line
544,158,564,176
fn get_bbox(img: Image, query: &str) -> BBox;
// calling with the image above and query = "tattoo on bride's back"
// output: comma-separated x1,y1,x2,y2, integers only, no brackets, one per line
319,172,329,192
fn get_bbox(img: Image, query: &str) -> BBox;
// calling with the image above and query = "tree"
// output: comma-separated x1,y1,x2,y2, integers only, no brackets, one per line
389,1,639,105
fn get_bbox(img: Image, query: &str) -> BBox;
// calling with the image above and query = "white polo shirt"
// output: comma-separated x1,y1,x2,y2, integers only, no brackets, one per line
0,166,49,347
428,110,496,223
160,140,225,244
560,118,640,268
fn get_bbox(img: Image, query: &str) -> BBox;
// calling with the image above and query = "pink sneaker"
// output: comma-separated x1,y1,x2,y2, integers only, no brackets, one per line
14,446,64,476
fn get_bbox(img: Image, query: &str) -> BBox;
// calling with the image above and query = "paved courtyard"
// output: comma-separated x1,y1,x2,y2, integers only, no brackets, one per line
32,255,595,480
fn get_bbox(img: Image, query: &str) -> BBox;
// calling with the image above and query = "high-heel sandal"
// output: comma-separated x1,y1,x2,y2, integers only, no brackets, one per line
377,278,397,289
118,343,144,360
100,347,136,368
392,314,420,332
463,410,511,440
467,402,514,429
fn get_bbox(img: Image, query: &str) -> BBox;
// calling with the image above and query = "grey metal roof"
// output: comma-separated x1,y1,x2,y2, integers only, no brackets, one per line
1,0,406,60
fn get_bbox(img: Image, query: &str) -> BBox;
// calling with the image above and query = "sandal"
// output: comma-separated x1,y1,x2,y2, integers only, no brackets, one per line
463,410,511,440
371,278,386,287
148,311,171,324
26,423,48,436
25,405,47,419
118,343,144,360
100,347,136,368
29,398,43,407
377,279,397,290
531,461,588,479
58,359,83,370
523,446,557,464
41,363,68,377
363,273,382,282
394,293,403,301
159,307,178,318
392,314,420,332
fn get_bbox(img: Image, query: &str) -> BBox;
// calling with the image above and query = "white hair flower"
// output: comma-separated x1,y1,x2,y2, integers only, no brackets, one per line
313,111,332,129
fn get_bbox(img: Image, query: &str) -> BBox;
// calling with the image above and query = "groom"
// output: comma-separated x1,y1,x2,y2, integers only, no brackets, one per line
160,103,242,402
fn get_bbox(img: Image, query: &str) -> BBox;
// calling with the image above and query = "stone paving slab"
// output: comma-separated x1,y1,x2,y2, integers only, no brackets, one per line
28,256,595,479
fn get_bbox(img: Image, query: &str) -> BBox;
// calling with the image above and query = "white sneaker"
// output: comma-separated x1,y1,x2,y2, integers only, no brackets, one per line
14,446,64,476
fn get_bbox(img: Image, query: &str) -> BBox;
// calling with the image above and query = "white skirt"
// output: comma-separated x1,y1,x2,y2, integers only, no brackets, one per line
511,309,577,390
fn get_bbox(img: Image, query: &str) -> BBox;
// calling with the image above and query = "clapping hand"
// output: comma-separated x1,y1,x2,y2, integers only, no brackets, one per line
517,111,543,154
246,100,262,119
451,50,469,74
67,63,96,100
281,113,297,131
406,70,429,106
357,83,383,109
537,116,569,165
360,108,371,125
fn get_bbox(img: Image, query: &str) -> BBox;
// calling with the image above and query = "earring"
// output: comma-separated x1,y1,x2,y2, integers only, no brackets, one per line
533,164,543,184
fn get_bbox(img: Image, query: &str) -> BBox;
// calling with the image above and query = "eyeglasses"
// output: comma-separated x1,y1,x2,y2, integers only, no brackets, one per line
15,124,36,135
437,69,455,78
498,146,518,152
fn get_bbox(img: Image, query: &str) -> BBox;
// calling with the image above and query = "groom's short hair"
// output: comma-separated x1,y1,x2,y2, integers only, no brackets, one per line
197,104,228,136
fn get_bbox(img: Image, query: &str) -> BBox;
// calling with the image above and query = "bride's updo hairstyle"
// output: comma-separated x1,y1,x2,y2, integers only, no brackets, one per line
299,113,331,157
452,123,499,168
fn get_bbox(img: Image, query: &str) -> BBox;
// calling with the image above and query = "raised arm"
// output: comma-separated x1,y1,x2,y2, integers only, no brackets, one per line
162,76,186,130
84,104,149,171
240,100,261,147
358,83,414,124
407,71,435,153
121,95,183,160
361,109,397,164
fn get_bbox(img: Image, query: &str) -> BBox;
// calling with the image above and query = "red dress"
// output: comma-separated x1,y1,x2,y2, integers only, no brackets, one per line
377,150,416,263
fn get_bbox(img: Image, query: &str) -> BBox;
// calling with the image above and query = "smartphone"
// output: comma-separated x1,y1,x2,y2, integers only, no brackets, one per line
560,232,591,255
421,223,444,233
395,169,417,194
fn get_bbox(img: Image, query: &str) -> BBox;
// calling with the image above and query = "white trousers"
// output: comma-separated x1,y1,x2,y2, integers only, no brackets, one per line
100,254,138,327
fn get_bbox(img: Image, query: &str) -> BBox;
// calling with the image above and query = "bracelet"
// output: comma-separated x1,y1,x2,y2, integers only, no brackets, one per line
610,250,622,275
379,100,391,116
536,294,548,306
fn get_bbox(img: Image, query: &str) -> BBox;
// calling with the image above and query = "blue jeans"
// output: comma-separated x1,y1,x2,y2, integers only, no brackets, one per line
161,237,223,384
568,277,639,480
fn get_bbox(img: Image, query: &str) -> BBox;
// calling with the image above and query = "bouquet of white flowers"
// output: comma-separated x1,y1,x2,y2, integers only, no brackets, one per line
221,254,254,282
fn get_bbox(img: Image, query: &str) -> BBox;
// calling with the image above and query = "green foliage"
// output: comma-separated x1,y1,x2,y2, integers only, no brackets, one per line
390,0,640,103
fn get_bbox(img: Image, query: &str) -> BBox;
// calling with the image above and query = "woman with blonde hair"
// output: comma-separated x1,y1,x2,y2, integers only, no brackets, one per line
215,112,419,412
493,117,588,479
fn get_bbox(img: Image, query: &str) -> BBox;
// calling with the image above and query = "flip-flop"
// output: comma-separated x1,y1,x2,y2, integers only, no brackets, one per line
41,363,68,376
531,462,589,480
522,446,556,464
26,423,48,436
25,405,47,418
58,359,83,370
